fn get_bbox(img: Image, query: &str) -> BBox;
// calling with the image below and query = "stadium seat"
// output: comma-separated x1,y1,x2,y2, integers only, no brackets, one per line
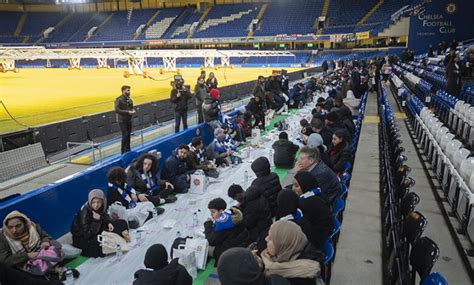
403,211,427,245
410,237,440,284
400,192,420,218
420,272,448,285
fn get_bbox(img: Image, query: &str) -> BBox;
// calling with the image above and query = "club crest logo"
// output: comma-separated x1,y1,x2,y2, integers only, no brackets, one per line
446,3,457,14
193,178,201,186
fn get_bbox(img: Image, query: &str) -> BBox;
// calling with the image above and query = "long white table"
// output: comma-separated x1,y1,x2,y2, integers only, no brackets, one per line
76,107,313,285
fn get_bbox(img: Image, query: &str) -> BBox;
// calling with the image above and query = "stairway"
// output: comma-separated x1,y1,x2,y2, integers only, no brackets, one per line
36,14,72,44
357,0,384,26
188,7,210,38
14,12,27,37
247,3,267,37
134,10,160,40
316,0,330,34
84,13,114,41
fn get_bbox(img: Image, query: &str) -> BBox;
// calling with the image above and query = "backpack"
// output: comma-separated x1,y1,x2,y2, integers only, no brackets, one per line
26,241,65,276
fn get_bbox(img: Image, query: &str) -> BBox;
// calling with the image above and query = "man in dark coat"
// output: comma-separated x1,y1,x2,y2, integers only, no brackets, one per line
134,244,192,285
252,76,267,110
170,79,191,133
294,147,341,206
161,144,191,193
115,85,135,154
250,157,282,217
194,77,207,124
272,132,299,168
228,184,272,252
246,96,265,129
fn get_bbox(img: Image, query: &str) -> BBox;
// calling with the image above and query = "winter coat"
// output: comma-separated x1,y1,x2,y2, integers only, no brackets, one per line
0,225,52,268
204,208,249,263
328,142,353,174
250,157,283,217
203,97,220,122
298,194,333,250
240,186,272,246
272,139,299,168
194,84,207,106
161,154,189,192
308,161,341,206
107,184,136,209
71,203,110,257
246,98,264,115
206,77,218,90
170,88,191,113
133,258,192,285
252,83,266,101
318,127,333,150
126,157,166,195
115,94,133,123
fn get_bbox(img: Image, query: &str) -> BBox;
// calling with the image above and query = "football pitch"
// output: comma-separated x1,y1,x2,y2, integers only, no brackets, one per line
0,67,304,134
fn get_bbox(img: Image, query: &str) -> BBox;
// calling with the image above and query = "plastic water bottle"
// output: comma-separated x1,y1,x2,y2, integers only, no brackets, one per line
244,170,249,184
65,268,74,284
115,244,123,259
176,231,181,238
193,212,199,228
268,149,274,166
135,231,142,245
298,100,304,109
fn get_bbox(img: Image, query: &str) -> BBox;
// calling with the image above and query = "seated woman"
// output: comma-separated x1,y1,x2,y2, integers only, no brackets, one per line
71,189,126,257
126,153,177,205
261,221,321,285
328,129,353,175
107,167,159,228
0,211,74,281
292,172,333,250
134,243,192,285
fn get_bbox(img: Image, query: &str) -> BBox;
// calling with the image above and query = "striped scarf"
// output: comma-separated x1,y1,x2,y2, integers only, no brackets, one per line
108,182,137,209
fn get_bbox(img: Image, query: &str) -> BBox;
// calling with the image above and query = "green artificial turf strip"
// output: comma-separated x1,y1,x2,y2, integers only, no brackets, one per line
192,258,216,285
64,255,89,269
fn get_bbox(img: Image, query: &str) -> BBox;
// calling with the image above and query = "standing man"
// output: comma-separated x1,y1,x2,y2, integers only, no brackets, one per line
170,78,191,133
115,85,135,154
194,77,207,124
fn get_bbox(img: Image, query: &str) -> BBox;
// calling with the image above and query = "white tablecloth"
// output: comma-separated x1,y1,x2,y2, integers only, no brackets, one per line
76,110,308,285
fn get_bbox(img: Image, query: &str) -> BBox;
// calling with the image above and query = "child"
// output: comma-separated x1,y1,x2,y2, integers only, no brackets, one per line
204,198,249,263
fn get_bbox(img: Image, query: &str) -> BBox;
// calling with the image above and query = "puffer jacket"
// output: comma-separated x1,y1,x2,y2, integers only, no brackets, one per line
203,97,221,122
240,186,272,247
298,192,333,250
250,157,282,217
308,161,341,207
204,207,249,263
71,203,110,257
133,258,192,285
328,142,353,174
272,139,299,168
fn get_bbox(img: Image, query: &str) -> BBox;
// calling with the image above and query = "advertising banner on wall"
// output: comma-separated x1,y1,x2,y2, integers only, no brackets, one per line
408,0,474,53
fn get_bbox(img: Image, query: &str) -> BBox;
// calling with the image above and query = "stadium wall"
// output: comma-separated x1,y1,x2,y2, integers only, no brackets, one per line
0,67,318,154
408,0,474,53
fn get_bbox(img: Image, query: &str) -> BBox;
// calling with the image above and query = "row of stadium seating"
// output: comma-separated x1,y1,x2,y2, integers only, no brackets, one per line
0,0,413,43
379,84,448,285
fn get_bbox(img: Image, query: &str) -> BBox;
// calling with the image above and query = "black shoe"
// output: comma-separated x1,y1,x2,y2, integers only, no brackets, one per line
155,207,165,215
164,195,178,203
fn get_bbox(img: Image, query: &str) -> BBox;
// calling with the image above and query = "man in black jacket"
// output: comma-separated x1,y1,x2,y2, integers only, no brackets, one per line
310,118,332,150
115,85,135,154
170,79,191,133
250,157,282,217
161,144,191,193
272,132,299,168
228,184,272,252
194,78,207,124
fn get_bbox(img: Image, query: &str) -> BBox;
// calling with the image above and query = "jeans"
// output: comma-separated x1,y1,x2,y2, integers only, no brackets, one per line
175,112,188,133
196,104,204,124
118,121,132,154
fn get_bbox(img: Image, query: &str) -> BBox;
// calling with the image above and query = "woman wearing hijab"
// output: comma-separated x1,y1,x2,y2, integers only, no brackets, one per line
133,244,192,285
71,189,116,257
328,129,353,175
261,221,321,285
292,172,334,250
0,211,53,268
